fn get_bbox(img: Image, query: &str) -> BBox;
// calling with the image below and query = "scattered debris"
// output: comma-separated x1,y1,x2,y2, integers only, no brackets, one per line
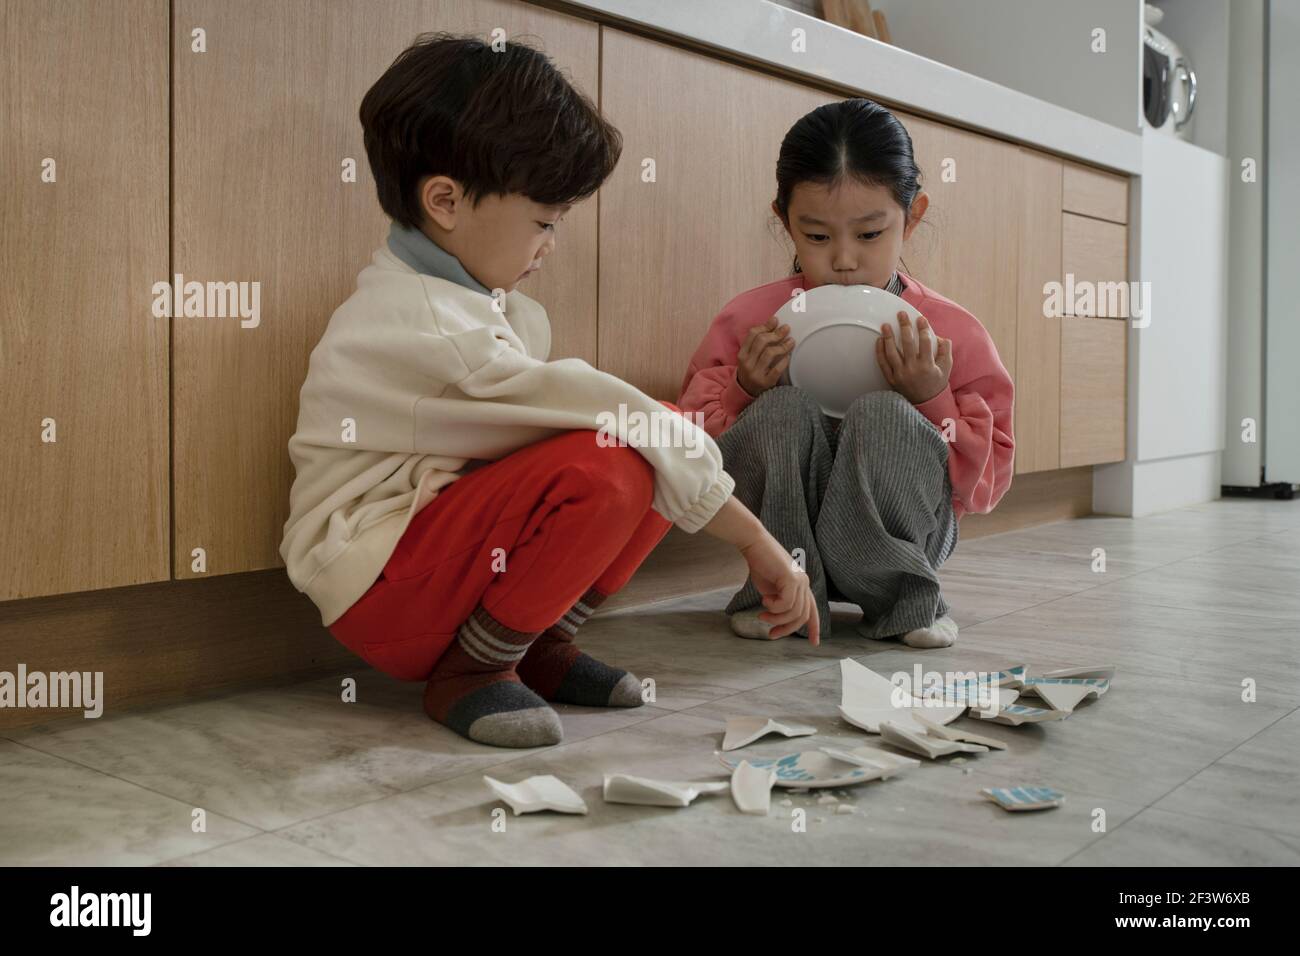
982,786,1065,812
970,703,1071,725
914,713,1008,750
602,774,729,808
817,794,839,805
878,720,989,759
730,760,777,815
1041,665,1115,681
721,715,818,751
1019,677,1111,713
835,804,856,815
838,658,964,734
719,747,918,788
484,774,588,816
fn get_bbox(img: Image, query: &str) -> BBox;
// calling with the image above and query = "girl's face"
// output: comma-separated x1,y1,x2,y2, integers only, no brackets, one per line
418,174,568,294
775,177,928,289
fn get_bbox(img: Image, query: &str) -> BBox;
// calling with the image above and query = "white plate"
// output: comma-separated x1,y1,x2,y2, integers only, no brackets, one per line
774,283,924,418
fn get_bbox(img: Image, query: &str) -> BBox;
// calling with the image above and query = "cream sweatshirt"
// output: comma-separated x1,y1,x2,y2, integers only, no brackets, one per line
280,232,735,626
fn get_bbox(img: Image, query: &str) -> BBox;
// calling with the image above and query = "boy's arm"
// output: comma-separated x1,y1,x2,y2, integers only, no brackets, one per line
422,324,734,533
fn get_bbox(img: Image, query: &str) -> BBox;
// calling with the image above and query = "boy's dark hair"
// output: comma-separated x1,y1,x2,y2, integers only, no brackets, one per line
360,32,622,228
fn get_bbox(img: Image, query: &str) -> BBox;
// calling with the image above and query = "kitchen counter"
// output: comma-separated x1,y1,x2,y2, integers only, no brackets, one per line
547,0,1143,174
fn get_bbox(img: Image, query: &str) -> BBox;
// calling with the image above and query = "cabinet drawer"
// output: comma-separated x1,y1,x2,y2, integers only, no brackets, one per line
1063,162,1129,223
1062,213,1128,317
1060,317,1127,467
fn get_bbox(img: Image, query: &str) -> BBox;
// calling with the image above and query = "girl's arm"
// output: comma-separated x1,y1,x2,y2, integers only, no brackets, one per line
878,311,1015,518
913,380,1014,517
677,314,758,438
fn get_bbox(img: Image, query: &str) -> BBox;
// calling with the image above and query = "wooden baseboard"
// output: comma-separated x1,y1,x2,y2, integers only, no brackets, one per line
0,467,1093,731
0,571,353,731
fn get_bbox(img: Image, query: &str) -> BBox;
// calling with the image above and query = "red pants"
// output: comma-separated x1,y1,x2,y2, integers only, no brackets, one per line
328,404,681,681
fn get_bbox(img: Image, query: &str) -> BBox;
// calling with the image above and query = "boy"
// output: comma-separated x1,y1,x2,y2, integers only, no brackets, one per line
280,33,816,749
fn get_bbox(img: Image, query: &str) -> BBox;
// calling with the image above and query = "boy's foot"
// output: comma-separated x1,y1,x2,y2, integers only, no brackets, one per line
423,606,563,748
517,633,643,707
515,586,642,708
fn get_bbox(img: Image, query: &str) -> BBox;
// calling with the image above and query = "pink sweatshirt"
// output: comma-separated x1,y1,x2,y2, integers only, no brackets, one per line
676,272,1015,519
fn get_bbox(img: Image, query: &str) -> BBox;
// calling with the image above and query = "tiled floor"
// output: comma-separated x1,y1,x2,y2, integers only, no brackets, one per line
3,498,1298,866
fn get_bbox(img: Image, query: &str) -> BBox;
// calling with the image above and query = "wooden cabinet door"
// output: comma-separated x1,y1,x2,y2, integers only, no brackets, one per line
896,112,1019,388
1014,148,1064,474
1061,214,1128,317
598,28,836,399
171,0,599,578
0,0,170,601
1061,316,1127,467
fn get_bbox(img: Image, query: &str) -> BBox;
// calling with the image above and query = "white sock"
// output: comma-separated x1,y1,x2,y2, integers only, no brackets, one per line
729,607,773,640
901,614,958,649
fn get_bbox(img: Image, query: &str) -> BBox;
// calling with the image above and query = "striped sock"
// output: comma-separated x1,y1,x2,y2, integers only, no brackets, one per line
422,605,563,748
516,587,644,707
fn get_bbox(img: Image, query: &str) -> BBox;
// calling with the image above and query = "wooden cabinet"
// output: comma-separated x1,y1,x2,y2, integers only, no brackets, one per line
597,29,835,399
1014,149,1065,474
0,0,170,601
170,0,600,578
1063,161,1129,224
1061,317,1127,467
1062,214,1129,317
897,113,1020,386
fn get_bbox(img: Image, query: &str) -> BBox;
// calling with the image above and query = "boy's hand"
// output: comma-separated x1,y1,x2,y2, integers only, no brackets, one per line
738,532,820,645
876,312,953,404
736,315,794,397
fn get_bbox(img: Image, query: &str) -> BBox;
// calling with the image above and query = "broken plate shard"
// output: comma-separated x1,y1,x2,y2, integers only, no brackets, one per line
917,665,1027,706
1041,664,1115,681
721,715,817,751
982,786,1065,812
602,774,730,808
817,746,921,777
878,720,989,759
1020,677,1111,713
730,760,777,815
483,774,588,816
838,658,965,734
914,713,1009,750
720,747,918,788
970,703,1071,725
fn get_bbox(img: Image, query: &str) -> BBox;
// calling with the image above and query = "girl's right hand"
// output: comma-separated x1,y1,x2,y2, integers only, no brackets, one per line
736,316,794,397
738,532,820,644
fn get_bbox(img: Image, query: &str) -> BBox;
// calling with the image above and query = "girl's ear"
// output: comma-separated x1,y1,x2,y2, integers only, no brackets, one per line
771,199,789,230
901,191,929,241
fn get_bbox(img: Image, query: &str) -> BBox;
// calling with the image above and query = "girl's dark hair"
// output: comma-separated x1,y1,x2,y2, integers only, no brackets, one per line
360,32,622,228
773,98,922,274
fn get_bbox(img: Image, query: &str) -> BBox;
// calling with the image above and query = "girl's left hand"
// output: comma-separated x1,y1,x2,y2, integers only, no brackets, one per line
876,312,953,404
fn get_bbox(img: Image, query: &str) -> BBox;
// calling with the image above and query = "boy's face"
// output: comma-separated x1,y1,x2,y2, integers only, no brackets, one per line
775,178,928,290
418,175,569,294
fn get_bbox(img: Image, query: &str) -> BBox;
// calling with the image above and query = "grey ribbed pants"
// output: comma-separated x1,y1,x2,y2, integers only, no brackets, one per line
715,386,958,639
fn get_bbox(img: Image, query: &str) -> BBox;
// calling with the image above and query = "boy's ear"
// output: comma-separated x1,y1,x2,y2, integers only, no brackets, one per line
419,174,461,231
902,191,929,241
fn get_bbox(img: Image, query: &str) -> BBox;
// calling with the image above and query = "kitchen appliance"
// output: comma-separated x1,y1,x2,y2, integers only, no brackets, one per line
1143,3,1197,140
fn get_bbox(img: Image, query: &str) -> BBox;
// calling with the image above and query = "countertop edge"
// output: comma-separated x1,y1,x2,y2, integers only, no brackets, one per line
543,0,1143,176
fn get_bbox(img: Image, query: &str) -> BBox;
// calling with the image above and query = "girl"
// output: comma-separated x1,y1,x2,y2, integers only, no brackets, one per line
677,98,1014,649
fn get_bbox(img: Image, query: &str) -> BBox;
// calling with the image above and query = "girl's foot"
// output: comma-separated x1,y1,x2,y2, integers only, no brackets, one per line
902,614,959,649
729,607,773,640
855,614,959,648
729,607,810,640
